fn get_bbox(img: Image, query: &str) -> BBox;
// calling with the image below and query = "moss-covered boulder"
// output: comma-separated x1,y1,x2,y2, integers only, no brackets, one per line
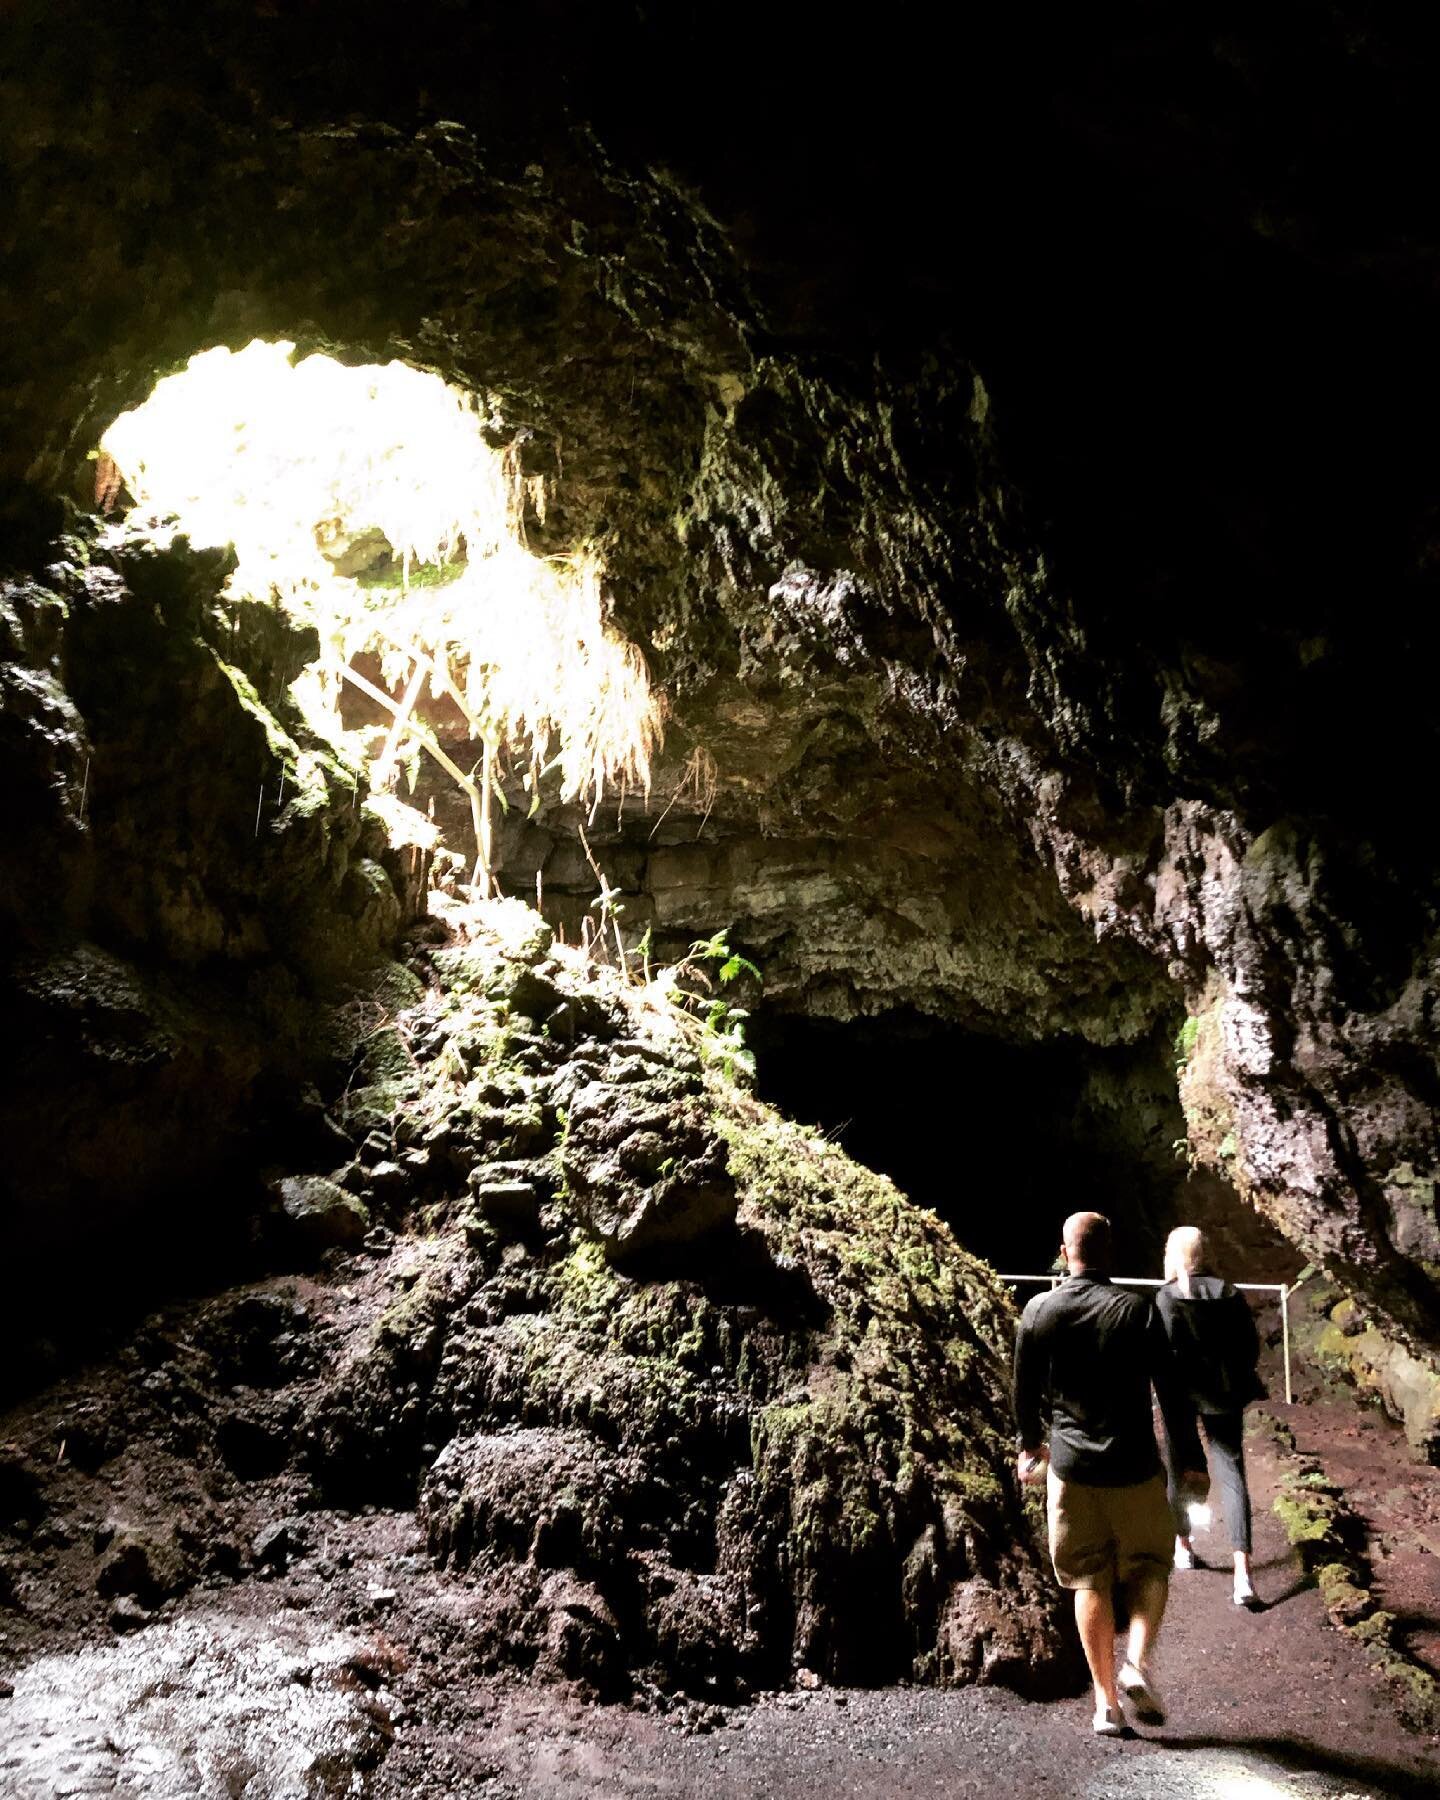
305,907,1068,1698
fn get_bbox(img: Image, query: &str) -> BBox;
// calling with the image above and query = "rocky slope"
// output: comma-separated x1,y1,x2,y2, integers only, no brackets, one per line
0,900,1066,1720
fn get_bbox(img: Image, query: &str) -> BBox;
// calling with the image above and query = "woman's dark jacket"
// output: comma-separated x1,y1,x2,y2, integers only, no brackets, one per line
1155,1274,1265,1416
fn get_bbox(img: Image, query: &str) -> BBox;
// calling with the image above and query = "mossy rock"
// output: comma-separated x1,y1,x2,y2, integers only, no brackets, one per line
303,923,1069,1694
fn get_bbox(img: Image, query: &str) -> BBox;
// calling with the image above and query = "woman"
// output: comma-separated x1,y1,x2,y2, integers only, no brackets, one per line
1156,1226,1265,1608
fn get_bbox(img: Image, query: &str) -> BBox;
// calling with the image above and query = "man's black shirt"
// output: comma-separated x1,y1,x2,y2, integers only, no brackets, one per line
1014,1273,1203,1486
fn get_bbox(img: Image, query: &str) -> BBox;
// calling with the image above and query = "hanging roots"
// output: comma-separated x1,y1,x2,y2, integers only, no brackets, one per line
102,340,667,889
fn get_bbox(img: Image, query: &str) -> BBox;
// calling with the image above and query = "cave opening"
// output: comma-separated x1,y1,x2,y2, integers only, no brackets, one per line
749,1009,1294,1285
98,338,663,896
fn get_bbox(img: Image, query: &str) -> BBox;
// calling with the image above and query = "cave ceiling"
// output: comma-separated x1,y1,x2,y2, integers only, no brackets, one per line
2,4,1439,1370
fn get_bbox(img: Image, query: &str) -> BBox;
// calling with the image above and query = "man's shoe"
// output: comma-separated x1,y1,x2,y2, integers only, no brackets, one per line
1092,1702,1128,1737
1117,1661,1166,1725
1233,1573,1260,1609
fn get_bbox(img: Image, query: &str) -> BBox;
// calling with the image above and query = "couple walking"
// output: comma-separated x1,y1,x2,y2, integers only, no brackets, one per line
1013,1212,1264,1737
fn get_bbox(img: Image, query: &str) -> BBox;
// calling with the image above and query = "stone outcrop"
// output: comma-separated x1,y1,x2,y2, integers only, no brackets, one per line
298,906,1066,1693
0,520,407,1370
0,907,1069,1706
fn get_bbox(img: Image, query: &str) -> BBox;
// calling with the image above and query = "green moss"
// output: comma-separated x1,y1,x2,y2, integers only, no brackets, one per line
1316,1561,1370,1622
1273,1492,1335,1546
213,651,300,767
716,1098,1020,1552
339,1078,413,1136
355,555,468,593
1373,1653,1440,1733
550,1239,624,1315
1350,1608,1395,1647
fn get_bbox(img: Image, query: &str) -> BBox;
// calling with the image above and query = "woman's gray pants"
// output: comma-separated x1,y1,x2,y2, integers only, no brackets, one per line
1166,1410,1252,1554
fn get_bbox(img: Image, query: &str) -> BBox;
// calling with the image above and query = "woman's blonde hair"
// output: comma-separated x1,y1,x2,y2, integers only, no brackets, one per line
1164,1225,1207,1296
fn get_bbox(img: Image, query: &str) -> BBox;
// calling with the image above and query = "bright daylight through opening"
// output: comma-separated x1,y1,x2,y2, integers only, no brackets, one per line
100,339,664,891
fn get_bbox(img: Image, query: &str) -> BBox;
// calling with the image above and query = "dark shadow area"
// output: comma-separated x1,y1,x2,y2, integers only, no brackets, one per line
0,1083,353,1407
624,1224,831,1332
750,1009,1185,1274
1388,1611,1440,1677
3,1176,272,1409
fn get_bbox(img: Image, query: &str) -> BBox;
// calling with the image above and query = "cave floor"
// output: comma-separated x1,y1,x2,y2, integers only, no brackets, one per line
6,1446,1429,1800
2,1270,1437,1797
356,1427,1439,1799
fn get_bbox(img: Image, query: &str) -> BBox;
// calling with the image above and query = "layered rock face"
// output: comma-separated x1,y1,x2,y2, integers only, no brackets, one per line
0,0,1436,1535
0,522,408,1364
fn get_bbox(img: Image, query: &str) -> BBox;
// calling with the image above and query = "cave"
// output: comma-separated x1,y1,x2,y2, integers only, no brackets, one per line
752,1014,1180,1274
2,6,1439,1795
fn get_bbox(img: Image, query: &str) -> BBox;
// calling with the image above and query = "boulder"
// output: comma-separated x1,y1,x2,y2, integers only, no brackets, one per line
273,1175,369,1259
559,1075,737,1265
95,1522,188,1606
471,1179,541,1238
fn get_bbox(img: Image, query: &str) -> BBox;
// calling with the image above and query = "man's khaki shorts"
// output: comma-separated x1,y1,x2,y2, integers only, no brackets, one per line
1046,1467,1173,1591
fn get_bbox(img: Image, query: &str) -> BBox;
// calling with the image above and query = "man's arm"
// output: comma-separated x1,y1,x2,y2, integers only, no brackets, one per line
1013,1299,1050,1474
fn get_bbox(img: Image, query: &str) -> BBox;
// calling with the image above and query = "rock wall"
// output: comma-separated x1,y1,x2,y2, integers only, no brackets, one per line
1,5,1436,1396
0,517,405,1369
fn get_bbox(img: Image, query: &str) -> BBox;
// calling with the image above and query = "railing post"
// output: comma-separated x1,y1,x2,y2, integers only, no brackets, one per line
1281,1282,1293,1405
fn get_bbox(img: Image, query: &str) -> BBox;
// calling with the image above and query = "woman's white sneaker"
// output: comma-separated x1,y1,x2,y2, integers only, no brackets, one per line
1092,1702,1128,1737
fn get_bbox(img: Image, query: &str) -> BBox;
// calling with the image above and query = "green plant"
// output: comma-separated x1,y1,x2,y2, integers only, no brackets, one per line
654,930,763,1083
1173,1013,1200,1070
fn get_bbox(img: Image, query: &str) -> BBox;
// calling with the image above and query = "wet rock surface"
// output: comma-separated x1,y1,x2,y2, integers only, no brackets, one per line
1,1612,394,1798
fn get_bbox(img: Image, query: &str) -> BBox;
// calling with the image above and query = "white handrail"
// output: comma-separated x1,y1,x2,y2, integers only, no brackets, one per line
996,1274,1294,1405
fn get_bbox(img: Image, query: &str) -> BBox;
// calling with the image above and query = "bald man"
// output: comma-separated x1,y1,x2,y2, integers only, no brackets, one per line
1014,1212,1206,1737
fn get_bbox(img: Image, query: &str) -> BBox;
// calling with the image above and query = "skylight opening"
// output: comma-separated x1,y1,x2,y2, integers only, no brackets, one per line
100,339,664,891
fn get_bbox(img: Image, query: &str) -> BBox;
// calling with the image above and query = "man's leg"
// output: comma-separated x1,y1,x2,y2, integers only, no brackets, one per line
1048,1471,1125,1730
1114,1477,1176,1724
1075,1587,1120,1710
1124,1570,1168,1672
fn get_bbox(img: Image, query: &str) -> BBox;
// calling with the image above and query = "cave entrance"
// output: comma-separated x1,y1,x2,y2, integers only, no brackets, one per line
98,339,662,894
749,1009,1291,1282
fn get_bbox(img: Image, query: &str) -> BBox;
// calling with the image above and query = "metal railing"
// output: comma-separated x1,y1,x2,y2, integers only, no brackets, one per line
996,1274,1294,1405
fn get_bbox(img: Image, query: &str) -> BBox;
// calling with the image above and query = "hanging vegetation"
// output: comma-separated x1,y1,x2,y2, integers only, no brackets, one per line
101,339,665,891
